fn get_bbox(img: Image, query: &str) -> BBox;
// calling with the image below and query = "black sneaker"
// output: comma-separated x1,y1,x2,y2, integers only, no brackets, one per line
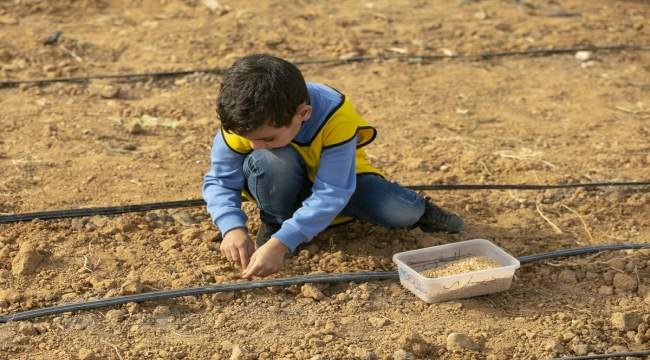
415,197,467,234
255,222,295,258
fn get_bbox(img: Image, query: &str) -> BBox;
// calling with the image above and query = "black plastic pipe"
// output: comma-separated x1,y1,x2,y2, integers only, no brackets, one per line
1,243,649,323
1,181,648,224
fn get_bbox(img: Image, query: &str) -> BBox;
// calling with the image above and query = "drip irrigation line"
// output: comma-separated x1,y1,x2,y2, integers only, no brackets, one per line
405,181,650,191
548,350,650,360
517,243,650,264
1,243,649,323
1,181,648,224
1,44,648,87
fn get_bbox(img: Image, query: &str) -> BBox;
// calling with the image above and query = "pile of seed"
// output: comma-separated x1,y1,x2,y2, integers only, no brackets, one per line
419,256,501,278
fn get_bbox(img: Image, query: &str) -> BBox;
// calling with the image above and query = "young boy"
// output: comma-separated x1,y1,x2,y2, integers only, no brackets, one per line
202,54,466,279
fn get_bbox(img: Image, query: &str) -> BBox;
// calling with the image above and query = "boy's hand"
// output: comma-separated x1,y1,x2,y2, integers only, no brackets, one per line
220,227,255,269
242,238,289,279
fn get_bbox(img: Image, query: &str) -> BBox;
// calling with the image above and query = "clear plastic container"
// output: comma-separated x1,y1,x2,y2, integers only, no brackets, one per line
392,239,520,303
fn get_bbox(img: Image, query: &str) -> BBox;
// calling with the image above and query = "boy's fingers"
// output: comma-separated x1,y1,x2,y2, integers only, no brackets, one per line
239,248,250,269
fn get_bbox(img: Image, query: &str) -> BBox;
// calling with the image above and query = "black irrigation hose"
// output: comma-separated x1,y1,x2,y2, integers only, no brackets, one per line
0,272,398,323
517,244,650,264
1,243,649,323
0,44,648,86
1,181,648,224
549,350,650,360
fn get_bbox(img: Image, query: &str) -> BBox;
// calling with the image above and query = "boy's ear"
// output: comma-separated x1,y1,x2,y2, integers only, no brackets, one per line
296,104,312,121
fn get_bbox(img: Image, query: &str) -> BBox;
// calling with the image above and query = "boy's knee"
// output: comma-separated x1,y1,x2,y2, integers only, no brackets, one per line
245,147,302,176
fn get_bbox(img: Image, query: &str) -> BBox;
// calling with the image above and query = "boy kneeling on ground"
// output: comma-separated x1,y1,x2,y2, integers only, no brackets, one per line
203,54,466,279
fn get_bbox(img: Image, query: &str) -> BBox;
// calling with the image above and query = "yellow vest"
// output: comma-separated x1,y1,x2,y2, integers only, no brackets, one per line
222,97,384,225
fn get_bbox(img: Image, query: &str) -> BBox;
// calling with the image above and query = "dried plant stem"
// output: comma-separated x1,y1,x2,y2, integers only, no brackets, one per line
561,205,594,244
535,203,562,234
100,340,123,360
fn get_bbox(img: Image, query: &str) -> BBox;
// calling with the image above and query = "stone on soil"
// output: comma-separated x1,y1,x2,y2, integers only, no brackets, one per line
120,279,143,295
613,273,637,292
392,349,415,360
545,340,564,353
78,348,97,360
368,316,389,327
154,305,172,316
301,283,325,300
230,345,251,360
18,322,37,336
447,333,480,351
105,309,126,322
396,332,428,356
610,312,643,331
12,242,43,275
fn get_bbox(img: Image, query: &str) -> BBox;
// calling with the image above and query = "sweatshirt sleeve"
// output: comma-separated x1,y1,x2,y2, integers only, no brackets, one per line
272,137,357,251
202,130,249,235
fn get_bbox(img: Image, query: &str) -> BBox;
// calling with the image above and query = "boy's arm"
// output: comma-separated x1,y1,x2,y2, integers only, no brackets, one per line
242,139,356,278
271,138,358,251
202,130,254,266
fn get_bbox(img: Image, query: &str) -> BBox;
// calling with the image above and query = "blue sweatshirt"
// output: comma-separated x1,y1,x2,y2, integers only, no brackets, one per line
202,83,382,251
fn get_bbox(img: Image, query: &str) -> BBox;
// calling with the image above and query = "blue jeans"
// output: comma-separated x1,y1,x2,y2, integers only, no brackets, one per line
242,146,425,229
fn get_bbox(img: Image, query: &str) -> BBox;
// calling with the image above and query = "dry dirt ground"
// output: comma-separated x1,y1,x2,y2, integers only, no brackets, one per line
1,0,650,359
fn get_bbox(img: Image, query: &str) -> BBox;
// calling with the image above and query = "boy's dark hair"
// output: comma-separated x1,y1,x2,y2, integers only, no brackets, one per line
216,54,309,135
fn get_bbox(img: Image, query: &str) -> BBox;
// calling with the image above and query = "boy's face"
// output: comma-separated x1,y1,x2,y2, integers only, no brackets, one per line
243,103,312,150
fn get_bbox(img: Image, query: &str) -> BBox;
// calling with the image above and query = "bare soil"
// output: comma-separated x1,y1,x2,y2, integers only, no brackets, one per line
1,0,650,359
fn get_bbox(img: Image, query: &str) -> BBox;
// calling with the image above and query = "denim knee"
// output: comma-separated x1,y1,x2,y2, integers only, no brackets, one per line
341,175,425,230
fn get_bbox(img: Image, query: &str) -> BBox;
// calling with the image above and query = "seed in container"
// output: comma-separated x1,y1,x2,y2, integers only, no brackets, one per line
419,256,501,278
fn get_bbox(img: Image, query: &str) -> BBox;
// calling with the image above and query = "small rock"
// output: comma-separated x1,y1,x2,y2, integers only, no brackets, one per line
160,239,180,251
126,302,140,315
202,0,231,16
78,348,97,360
598,286,613,295
34,324,47,334
571,342,590,356
308,338,326,348
12,335,29,344
574,51,593,61
416,235,439,248
12,242,43,275
408,227,424,237
306,244,319,256
613,273,637,292
120,280,143,295
301,284,324,300
230,345,251,360
172,212,196,226
18,322,38,336
611,312,643,331
153,305,172,316
610,259,626,270
0,299,8,309
122,143,137,151
353,347,377,360
105,309,125,322
88,216,109,228
124,121,144,134
392,349,415,360
562,331,576,342
213,292,234,301
447,333,479,351
72,218,87,229
368,317,389,327
558,270,577,283
397,332,428,356
88,82,119,99
545,340,564,353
